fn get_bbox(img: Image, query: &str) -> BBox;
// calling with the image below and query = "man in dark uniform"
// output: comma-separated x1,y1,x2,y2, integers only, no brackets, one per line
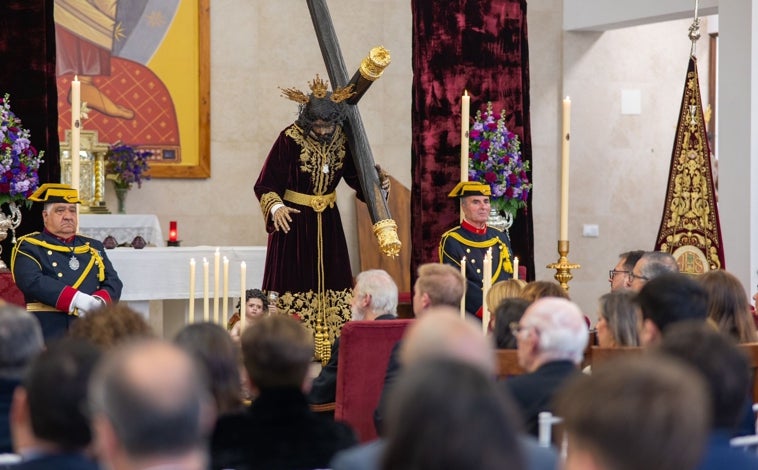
439,181,514,317
11,183,122,341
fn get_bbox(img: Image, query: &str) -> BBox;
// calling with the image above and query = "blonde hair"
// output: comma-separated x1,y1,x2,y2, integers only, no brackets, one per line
520,280,569,303
486,279,526,312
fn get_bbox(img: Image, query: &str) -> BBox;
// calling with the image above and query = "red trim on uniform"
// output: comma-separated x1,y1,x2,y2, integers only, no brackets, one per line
43,229,76,244
92,289,112,304
461,219,487,235
56,286,78,311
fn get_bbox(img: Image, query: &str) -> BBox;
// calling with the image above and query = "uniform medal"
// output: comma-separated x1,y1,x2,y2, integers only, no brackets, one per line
69,254,80,270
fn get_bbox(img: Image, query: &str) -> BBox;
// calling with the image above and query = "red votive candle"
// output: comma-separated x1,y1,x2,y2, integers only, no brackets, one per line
169,221,178,242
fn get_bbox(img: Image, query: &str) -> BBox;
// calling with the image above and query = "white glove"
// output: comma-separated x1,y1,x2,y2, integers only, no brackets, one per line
71,291,105,316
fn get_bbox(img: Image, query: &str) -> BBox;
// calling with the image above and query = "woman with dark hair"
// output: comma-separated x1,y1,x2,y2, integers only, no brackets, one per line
174,322,244,416
381,358,525,470
492,298,530,349
698,270,758,343
227,289,270,342
596,291,640,348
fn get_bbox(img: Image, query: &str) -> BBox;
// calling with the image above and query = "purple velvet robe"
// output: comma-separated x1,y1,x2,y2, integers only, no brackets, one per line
254,124,363,341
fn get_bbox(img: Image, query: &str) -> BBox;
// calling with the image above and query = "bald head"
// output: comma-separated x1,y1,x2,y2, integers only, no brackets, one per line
89,340,213,460
519,297,588,368
400,307,495,376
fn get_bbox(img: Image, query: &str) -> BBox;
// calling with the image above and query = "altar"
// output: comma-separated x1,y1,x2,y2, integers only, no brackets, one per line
107,246,266,337
79,214,165,247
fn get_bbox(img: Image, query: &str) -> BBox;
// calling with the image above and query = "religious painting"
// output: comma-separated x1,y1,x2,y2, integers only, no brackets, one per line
54,0,210,178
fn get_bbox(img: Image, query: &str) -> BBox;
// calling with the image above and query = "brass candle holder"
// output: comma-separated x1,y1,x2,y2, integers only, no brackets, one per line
546,240,581,292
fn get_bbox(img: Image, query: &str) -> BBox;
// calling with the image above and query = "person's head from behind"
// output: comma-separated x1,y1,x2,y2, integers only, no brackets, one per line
486,279,527,313
412,263,464,316
609,250,644,291
240,315,313,392
492,298,530,349
556,354,709,470
658,322,750,431
0,305,43,381
352,269,398,320
697,269,757,343
519,280,569,303
400,308,495,376
11,338,101,453
636,273,707,346
381,358,524,470
68,303,153,349
174,322,242,415
629,251,679,291
88,339,214,465
515,297,588,371
596,291,640,347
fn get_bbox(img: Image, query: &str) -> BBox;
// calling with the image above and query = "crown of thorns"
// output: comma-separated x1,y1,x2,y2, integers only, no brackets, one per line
280,74,355,104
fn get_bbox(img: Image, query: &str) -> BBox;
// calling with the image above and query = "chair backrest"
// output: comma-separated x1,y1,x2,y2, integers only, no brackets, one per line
495,348,526,379
334,319,413,442
740,342,758,404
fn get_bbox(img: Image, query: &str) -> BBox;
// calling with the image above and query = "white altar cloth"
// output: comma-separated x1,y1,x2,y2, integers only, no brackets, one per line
79,214,164,247
105,246,266,336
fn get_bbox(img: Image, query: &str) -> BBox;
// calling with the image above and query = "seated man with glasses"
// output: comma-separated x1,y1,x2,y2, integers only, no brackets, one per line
608,250,644,291
628,251,679,292
501,297,588,436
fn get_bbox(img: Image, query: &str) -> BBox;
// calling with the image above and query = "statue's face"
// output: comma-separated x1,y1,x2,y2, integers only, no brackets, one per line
43,203,78,238
310,119,336,143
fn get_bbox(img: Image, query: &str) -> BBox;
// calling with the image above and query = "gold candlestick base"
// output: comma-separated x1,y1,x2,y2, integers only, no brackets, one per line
546,240,581,292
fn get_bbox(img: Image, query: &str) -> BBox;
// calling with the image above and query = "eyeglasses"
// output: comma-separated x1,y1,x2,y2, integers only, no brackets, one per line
509,322,538,337
629,272,649,282
608,269,630,280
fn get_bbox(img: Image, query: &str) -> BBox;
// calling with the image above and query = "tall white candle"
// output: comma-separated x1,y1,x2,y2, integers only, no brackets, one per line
222,256,229,325
513,256,520,280
482,248,493,334
560,96,571,241
460,90,470,182
460,255,467,319
71,76,81,191
189,258,196,322
240,262,247,332
203,257,209,322
213,247,220,323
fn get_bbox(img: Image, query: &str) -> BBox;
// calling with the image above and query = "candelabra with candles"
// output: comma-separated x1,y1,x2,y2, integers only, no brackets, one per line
60,130,110,213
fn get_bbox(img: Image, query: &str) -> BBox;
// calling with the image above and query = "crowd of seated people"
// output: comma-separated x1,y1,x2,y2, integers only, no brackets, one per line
2,253,758,470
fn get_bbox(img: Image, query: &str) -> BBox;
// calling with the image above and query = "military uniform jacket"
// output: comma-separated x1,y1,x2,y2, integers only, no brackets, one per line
11,230,122,312
439,220,514,315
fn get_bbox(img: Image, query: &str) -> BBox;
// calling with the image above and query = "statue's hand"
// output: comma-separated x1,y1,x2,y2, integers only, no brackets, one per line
376,164,391,199
272,205,301,233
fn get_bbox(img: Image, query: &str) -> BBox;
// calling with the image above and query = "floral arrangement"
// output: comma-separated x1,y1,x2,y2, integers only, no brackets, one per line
105,143,152,190
0,94,44,207
468,101,532,215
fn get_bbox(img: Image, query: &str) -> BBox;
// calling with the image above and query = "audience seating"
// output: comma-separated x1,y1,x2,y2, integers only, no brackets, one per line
0,271,24,307
494,349,526,378
319,319,412,442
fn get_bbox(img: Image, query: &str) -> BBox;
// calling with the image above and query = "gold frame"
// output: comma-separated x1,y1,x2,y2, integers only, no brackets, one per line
149,0,210,178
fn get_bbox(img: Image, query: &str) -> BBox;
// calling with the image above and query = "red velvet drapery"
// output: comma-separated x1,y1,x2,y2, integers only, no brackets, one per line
411,0,534,281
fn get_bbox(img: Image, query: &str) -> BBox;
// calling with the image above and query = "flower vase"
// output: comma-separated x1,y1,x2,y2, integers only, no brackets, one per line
115,187,128,214
0,202,22,270
487,208,514,233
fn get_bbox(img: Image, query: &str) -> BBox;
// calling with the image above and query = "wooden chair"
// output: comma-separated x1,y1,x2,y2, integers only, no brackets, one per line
324,319,412,442
495,349,526,379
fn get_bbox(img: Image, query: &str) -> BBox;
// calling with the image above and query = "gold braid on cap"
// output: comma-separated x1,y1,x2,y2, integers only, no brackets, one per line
280,74,356,104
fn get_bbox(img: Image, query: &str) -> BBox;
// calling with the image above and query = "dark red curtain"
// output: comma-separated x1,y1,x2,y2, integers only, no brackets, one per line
411,0,534,281
0,0,59,267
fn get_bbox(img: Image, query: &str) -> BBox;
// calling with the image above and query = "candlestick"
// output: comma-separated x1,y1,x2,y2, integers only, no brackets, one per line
460,90,470,182
560,96,571,241
460,255,467,319
213,248,220,324
203,257,209,322
546,240,581,292
513,256,520,280
482,248,493,334
71,76,81,191
189,258,196,322
222,256,229,325
240,261,247,332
